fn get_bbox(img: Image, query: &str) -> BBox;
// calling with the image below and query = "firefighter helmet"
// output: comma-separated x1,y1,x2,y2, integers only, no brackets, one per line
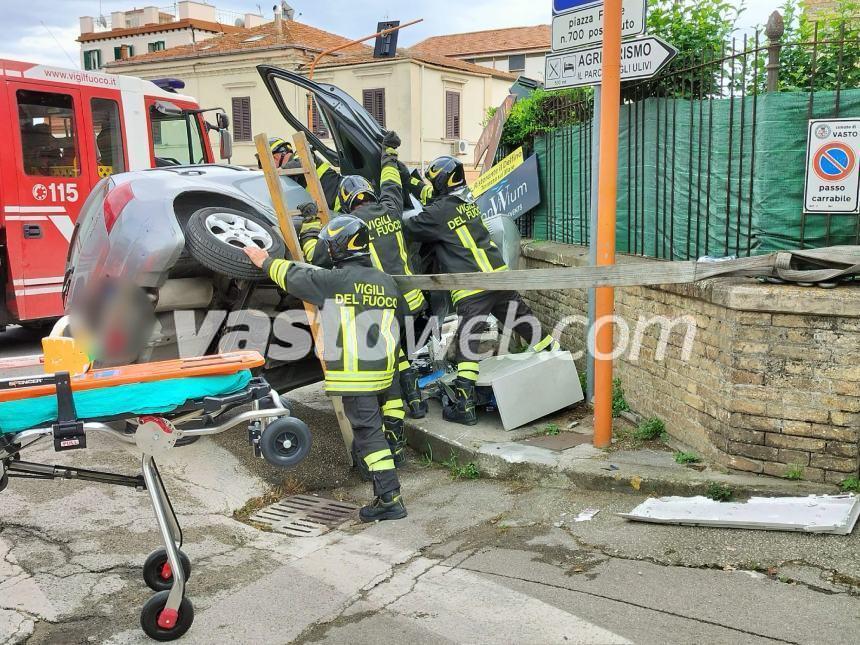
338,175,378,213
319,215,371,263
425,155,466,196
256,137,294,168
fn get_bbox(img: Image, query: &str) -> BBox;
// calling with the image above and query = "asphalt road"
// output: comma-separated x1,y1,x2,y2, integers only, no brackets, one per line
0,327,857,644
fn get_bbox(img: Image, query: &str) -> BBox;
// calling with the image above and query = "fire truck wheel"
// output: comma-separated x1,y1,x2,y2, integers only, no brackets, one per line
185,207,287,281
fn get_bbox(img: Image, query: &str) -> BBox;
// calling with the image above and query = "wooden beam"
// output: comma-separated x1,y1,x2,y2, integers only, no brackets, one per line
391,255,777,291
254,132,355,462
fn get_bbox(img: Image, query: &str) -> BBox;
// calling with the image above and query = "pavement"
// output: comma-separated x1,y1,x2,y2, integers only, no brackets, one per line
288,381,836,499
1,328,858,644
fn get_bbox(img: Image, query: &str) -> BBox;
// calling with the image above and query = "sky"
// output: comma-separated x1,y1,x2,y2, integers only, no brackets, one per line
0,0,783,70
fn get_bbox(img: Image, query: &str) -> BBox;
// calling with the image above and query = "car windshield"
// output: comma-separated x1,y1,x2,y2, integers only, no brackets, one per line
150,107,206,166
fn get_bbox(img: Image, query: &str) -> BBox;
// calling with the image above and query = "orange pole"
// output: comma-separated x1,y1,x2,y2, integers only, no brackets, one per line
593,0,622,449
305,19,423,128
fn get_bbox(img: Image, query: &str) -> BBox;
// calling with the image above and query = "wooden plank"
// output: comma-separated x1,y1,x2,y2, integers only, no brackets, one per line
277,167,306,177
290,131,333,222
254,133,354,462
392,254,777,292
289,132,354,458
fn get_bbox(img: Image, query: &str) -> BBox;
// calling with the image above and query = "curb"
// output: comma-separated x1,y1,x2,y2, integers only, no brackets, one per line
403,418,838,499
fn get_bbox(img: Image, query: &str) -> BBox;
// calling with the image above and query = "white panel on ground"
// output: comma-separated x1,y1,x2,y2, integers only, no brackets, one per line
477,350,584,430
620,494,860,535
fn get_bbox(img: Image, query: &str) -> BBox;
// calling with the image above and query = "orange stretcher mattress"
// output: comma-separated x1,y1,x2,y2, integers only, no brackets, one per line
0,351,265,403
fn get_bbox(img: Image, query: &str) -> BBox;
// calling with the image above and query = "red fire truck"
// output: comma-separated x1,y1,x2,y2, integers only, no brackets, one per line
0,59,231,329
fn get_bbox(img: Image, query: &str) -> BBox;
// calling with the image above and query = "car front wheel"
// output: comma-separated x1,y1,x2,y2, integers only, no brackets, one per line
185,207,286,281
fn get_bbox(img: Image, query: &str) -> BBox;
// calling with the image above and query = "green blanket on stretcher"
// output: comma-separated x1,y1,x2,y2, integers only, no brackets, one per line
0,370,252,434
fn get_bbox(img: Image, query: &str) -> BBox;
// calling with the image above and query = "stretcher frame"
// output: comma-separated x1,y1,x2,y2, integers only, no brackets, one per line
0,355,300,640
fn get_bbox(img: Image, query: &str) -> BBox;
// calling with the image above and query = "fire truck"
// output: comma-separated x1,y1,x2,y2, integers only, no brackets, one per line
0,59,232,329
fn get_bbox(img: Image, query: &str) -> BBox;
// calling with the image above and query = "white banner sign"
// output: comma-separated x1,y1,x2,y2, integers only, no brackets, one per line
551,0,647,52
804,118,860,214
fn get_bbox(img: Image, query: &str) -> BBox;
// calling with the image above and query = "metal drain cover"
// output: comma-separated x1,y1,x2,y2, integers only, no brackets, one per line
250,494,359,537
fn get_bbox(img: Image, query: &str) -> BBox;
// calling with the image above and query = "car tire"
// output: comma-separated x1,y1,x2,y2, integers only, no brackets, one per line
185,207,286,281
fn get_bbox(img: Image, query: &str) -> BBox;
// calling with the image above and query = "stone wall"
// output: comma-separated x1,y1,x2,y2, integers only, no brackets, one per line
520,241,860,484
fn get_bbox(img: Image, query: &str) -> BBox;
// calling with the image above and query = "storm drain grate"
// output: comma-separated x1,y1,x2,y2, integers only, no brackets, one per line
250,494,359,537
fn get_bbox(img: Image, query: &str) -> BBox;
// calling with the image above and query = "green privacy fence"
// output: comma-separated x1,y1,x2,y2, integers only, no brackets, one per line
527,89,860,258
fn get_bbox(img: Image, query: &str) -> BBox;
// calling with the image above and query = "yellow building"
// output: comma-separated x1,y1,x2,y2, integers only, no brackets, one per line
107,18,516,168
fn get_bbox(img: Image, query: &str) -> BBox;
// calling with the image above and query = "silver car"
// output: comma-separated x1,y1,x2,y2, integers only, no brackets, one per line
65,66,519,391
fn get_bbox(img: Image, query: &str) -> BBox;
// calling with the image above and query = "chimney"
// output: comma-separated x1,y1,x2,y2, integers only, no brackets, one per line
79,16,95,35
119,45,131,60
273,4,282,33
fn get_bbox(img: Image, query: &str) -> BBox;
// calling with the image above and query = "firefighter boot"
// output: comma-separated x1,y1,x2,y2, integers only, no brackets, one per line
442,377,478,426
400,367,427,419
384,417,407,467
359,489,407,523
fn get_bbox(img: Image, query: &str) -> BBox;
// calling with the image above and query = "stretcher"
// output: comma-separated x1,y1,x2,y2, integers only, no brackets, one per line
0,350,312,641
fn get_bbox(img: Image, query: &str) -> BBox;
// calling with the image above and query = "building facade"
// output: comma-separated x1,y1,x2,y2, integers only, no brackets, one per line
107,20,515,168
77,1,260,71
411,25,550,82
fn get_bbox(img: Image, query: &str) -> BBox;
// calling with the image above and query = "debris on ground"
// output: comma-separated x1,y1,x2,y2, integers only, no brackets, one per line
619,494,860,535
573,508,600,522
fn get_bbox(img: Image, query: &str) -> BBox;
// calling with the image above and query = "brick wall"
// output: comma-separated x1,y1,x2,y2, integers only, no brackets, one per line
520,241,860,483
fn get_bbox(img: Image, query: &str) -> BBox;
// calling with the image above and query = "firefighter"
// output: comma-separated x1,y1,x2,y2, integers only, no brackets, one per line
243,216,407,522
255,137,294,168
403,155,559,426
300,131,427,465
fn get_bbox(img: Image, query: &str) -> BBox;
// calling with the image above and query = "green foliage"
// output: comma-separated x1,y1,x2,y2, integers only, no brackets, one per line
418,444,434,469
647,0,743,68
579,370,587,394
634,417,666,441
785,463,805,480
442,451,481,480
612,378,630,417
500,87,590,147
674,451,702,464
544,423,561,436
776,0,860,92
839,477,860,493
706,482,733,501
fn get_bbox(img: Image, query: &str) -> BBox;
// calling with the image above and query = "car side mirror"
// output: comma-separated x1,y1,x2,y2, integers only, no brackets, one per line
219,129,233,161
216,112,230,130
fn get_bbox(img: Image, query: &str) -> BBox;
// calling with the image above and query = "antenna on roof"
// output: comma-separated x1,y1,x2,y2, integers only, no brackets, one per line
282,2,295,20
234,17,245,27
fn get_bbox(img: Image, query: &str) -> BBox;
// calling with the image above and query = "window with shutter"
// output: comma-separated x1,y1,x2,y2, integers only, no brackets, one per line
445,91,461,140
231,96,252,142
362,88,385,129
308,97,329,138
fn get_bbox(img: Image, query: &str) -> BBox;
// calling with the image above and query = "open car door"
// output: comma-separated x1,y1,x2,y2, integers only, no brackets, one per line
257,65,385,184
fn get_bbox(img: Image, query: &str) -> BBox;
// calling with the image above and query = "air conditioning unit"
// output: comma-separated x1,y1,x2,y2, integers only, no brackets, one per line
453,139,469,155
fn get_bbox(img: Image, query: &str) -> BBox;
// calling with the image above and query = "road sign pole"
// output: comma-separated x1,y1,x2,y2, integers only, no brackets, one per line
593,0,622,449
586,86,601,403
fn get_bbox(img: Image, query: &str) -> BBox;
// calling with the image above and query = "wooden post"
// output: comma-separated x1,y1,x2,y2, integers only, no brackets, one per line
254,132,355,461
593,0,623,449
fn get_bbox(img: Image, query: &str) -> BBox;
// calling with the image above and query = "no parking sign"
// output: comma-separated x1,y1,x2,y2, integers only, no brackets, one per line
804,118,860,214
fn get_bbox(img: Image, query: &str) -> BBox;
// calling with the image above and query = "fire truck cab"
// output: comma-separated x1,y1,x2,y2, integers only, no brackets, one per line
0,59,232,329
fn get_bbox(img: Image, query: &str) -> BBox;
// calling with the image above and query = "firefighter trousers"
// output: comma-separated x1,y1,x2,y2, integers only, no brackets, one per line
453,290,557,382
342,394,401,496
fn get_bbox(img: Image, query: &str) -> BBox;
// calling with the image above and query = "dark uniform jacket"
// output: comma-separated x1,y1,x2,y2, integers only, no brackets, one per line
403,192,508,306
262,256,403,396
350,149,426,314
285,155,342,212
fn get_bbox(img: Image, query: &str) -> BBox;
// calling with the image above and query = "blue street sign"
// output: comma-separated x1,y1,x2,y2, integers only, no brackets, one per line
553,0,600,15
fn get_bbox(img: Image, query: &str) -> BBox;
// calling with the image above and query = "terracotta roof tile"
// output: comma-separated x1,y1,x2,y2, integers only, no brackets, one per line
78,19,242,43
107,19,368,66
411,25,551,57
310,48,518,81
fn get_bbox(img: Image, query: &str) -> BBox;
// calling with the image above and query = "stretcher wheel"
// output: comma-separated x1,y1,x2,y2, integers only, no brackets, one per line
140,591,194,641
260,417,311,468
143,548,192,592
